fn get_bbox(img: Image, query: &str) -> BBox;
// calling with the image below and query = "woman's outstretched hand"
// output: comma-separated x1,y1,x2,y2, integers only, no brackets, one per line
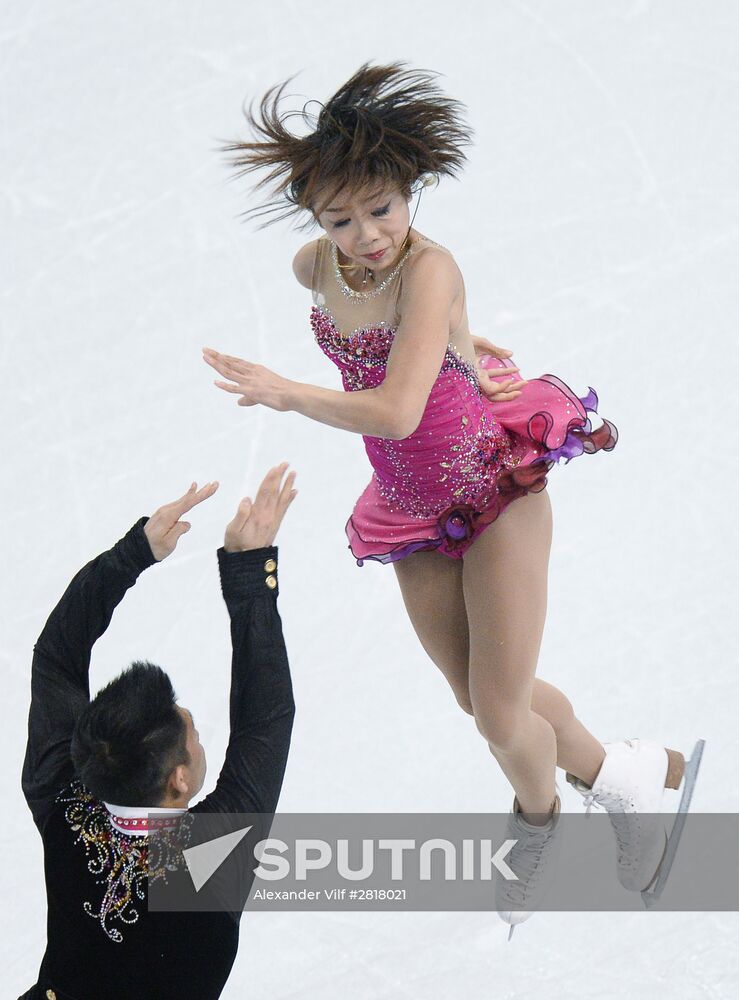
203,348,291,410
471,334,528,402
144,481,219,561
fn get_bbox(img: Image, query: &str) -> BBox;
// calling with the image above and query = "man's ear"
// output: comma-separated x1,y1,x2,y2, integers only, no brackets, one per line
167,763,191,801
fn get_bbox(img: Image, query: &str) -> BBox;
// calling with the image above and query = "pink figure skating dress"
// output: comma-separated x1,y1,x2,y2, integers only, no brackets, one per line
309,235,617,565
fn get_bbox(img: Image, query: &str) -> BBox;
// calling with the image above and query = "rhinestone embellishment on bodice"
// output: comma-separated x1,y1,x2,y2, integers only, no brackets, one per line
309,305,480,386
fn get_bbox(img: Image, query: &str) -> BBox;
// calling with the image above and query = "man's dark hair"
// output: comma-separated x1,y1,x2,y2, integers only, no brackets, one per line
71,660,190,806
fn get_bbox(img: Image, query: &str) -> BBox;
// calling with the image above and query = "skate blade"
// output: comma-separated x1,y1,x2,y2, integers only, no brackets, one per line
641,738,705,910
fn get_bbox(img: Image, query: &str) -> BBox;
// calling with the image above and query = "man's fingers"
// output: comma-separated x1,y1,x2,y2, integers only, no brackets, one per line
173,481,210,501
223,466,298,549
232,496,253,529
180,480,219,507
230,464,293,526
163,481,219,519
278,471,298,509
153,482,194,516
253,463,290,506
184,481,220,510
224,496,253,541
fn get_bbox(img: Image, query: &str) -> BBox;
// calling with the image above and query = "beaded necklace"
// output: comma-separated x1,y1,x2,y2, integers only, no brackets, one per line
331,237,423,301
326,235,473,364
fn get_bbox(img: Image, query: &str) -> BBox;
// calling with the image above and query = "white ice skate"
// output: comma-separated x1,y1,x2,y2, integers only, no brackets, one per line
495,783,563,941
566,738,705,908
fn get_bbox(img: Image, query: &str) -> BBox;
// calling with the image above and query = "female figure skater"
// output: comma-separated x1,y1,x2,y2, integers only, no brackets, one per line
203,63,704,936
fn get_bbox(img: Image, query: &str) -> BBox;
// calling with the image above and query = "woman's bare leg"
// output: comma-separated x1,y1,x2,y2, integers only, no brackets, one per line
462,488,561,823
393,491,605,824
531,679,605,789
392,549,474,713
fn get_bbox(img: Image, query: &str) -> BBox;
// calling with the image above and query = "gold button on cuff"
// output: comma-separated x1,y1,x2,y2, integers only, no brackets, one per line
264,558,277,573
265,575,277,590
46,991,57,1000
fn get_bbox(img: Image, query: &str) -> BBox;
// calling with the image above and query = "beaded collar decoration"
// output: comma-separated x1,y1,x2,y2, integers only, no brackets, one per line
331,237,423,301
58,781,192,943
105,810,183,836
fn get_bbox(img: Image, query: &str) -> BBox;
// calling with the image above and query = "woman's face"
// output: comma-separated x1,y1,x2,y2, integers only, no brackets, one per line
315,183,412,275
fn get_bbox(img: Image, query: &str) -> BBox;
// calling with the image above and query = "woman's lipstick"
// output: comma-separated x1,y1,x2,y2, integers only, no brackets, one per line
364,248,387,261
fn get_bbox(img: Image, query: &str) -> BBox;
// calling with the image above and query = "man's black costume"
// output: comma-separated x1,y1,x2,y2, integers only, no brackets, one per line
19,517,294,1000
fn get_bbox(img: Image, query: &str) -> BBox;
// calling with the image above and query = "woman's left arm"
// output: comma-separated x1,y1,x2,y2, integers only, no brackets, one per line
202,250,457,441
371,248,457,437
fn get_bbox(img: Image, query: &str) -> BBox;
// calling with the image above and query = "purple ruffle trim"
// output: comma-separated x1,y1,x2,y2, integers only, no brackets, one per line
348,383,618,566
353,537,442,567
545,386,618,464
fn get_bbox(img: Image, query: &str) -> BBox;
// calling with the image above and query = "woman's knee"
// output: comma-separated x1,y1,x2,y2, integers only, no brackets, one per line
431,655,474,715
442,672,474,715
455,689,474,715
471,699,527,752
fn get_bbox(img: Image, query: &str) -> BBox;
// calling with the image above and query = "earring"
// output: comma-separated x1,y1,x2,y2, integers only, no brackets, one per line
334,242,360,271
334,242,373,286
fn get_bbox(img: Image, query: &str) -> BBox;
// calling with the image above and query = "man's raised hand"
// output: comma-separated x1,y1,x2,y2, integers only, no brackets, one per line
144,481,219,561
224,463,298,553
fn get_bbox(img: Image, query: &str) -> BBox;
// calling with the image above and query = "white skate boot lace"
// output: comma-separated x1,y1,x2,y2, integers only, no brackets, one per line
582,784,642,874
504,823,558,905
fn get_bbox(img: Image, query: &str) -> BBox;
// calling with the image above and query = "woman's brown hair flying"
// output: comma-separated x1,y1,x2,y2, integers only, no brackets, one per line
222,61,474,231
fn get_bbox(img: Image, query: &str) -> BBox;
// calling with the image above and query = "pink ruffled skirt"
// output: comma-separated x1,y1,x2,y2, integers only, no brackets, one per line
346,357,618,566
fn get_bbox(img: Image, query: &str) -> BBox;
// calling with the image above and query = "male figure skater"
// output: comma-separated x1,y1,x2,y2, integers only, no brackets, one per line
19,463,297,1000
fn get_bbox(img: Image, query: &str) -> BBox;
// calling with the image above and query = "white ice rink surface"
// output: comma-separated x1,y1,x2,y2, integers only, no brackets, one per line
3,1,738,996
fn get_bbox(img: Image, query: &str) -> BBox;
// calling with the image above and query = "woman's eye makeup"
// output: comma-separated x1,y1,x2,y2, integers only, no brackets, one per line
333,202,391,228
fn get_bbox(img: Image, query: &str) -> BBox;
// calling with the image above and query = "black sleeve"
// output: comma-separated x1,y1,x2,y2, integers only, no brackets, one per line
191,546,295,817
21,517,158,829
